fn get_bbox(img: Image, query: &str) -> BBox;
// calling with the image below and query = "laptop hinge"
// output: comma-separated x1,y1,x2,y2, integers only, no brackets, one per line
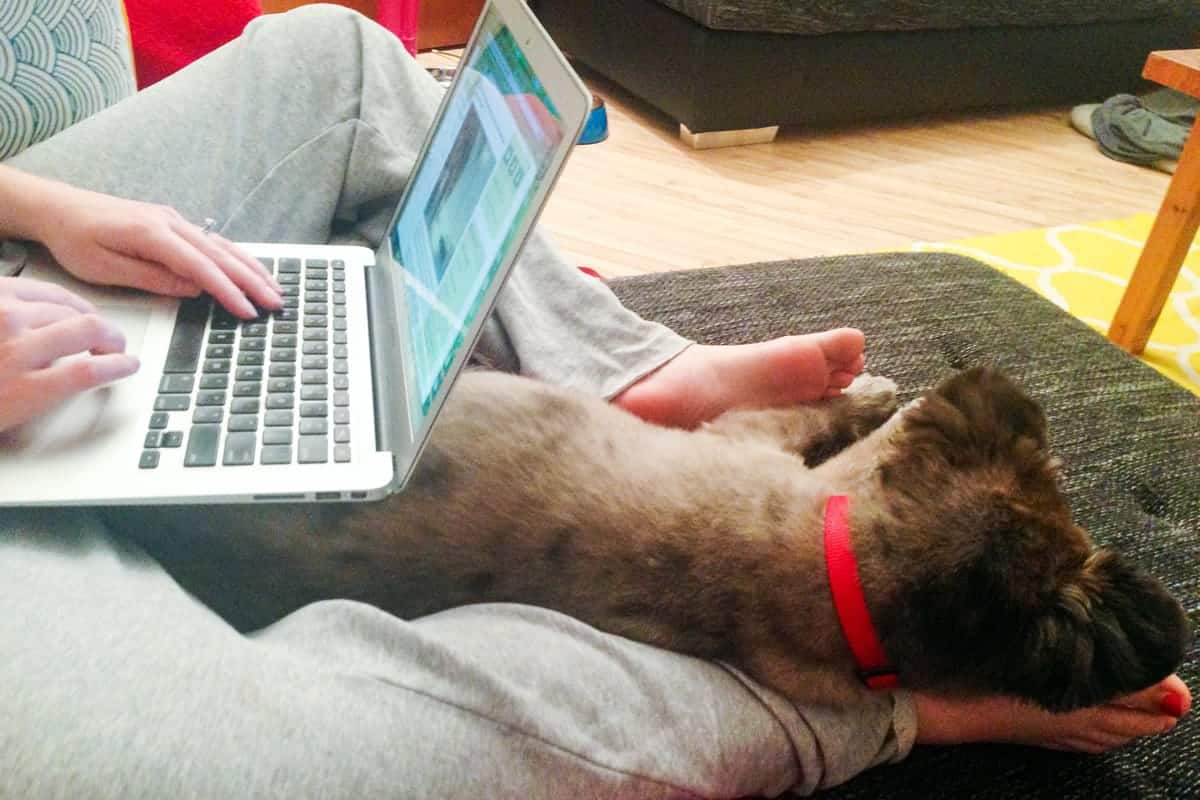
364,259,411,470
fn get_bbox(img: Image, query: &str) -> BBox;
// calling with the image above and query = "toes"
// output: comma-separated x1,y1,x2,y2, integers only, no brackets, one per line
814,328,866,370
1114,675,1191,717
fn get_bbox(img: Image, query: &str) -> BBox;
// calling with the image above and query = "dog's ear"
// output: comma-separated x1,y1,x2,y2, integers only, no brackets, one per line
998,549,1191,711
891,368,1048,475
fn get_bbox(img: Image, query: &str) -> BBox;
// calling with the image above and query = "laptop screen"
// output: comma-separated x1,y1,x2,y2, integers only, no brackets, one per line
388,7,566,430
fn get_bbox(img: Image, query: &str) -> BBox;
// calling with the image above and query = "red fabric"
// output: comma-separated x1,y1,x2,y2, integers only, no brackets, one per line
823,495,899,690
124,0,263,89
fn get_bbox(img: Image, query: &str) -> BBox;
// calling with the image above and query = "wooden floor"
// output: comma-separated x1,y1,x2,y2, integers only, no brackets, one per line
521,69,1172,278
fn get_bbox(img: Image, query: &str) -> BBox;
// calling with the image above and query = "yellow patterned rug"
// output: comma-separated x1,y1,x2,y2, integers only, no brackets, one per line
909,214,1200,397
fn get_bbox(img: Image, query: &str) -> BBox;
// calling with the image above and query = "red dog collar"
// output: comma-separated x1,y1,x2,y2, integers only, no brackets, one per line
823,495,899,690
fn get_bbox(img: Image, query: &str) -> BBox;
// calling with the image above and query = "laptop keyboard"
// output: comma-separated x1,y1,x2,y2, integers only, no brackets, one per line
139,257,353,469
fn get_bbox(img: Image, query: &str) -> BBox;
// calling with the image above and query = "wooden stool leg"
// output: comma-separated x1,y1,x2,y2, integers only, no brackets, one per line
1108,122,1200,354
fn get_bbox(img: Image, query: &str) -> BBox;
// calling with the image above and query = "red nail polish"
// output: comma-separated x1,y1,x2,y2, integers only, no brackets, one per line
1161,692,1185,718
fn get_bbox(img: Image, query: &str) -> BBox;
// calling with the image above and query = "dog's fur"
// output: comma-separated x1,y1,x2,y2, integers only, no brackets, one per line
105,367,1190,710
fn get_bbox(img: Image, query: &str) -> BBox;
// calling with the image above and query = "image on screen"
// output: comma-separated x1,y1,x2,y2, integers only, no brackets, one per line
388,9,564,431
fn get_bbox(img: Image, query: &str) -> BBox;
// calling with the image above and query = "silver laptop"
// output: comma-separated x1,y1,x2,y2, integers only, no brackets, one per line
0,0,589,507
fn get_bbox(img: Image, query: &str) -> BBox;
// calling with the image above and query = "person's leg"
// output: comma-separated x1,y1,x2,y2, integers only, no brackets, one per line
0,510,916,799
4,5,863,417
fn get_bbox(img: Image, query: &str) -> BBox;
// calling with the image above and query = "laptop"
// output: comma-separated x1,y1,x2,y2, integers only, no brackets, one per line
0,0,590,507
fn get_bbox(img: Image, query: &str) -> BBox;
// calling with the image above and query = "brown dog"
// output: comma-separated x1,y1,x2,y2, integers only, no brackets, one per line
106,366,1191,710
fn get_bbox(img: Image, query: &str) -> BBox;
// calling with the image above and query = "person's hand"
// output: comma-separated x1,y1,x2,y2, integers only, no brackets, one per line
0,277,140,434
32,182,282,319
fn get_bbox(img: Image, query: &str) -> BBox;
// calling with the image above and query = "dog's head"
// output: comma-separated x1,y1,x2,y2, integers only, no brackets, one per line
858,367,1190,711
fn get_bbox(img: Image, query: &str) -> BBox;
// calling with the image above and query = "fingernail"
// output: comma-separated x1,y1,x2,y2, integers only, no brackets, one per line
96,355,140,382
1161,691,1185,718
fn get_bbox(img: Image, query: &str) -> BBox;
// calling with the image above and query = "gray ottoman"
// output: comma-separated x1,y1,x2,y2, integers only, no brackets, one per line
533,0,1200,143
610,252,1200,798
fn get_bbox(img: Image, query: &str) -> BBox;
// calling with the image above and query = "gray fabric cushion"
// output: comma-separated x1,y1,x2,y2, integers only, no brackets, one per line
654,0,1198,35
609,252,1200,799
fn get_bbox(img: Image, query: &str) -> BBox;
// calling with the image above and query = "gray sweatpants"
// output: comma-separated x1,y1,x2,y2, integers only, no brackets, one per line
0,7,916,798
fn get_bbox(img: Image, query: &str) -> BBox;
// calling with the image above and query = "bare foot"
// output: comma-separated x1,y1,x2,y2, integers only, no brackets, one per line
612,328,866,429
915,675,1192,754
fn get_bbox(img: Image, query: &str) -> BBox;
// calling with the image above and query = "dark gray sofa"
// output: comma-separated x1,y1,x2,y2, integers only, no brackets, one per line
610,252,1200,798
532,0,1200,139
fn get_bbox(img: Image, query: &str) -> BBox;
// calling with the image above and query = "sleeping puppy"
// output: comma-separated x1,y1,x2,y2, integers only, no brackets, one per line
104,367,1191,711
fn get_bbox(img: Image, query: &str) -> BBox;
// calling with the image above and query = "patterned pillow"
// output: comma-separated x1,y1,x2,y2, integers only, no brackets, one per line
0,0,137,160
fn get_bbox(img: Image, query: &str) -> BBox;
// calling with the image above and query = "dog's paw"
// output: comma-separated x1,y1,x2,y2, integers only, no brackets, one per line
844,373,898,402
800,374,900,466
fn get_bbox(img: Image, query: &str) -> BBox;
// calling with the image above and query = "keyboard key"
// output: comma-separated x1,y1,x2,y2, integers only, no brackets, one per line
301,356,328,370
282,298,300,309
334,444,351,463
233,382,262,397
139,450,160,469
161,431,184,448
333,408,350,425
333,375,349,391
258,256,275,273
333,281,345,292
159,374,195,394
206,344,233,359
333,307,346,318
333,332,347,345
231,397,259,414
272,334,297,349
266,394,295,410
270,363,297,377
333,319,347,332
306,303,328,316
211,309,239,330
263,430,292,448
333,391,349,407
184,424,221,467
281,284,300,297
240,338,266,352
229,414,258,432
203,359,231,374
235,366,263,381
279,272,301,285
209,330,235,345
334,360,348,374
197,391,226,407
301,386,328,401
264,410,293,427
305,258,328,269
279,257,301,273
274,321,298,334
306,280,328,291
199,374,229,390
300,402,328,418
149,412,169,430
299,418,328,435
144,431,161,448
333,293,346,305
334,426,350,444
243,323,268,337
222,431,257,466
271,348,297,363
304,316,328,329
302,342,328,355
193,407,223,424
238,352,265,366
163,297,210,374
298,435,328,464
303,329,327,341
154,396,189,412
261,445,292,465
301,370,327,385
333,345,348,359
